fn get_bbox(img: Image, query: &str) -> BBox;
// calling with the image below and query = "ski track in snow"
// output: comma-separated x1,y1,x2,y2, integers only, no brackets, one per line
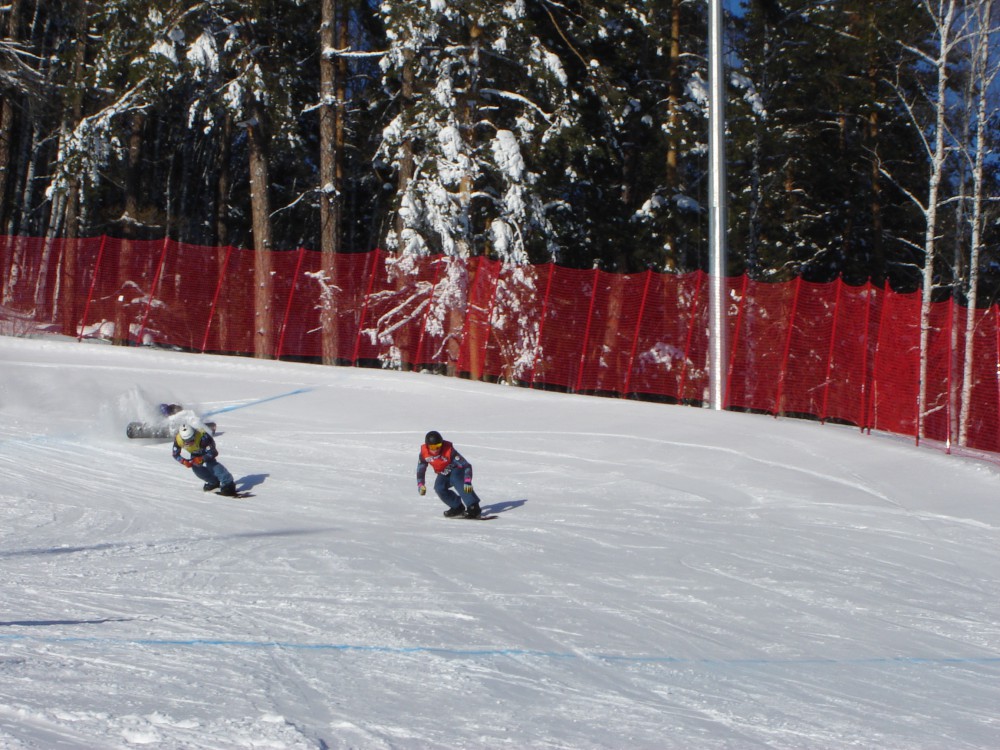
2,336,1000,748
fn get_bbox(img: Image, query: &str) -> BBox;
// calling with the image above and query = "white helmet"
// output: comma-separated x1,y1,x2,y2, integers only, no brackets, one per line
178,423,196,441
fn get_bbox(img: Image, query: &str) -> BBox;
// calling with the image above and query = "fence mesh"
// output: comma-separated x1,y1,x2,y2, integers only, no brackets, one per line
3,235,998,452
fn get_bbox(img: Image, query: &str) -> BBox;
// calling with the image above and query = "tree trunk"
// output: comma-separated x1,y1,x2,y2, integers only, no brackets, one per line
455,20,480,260
215,114,232,247
867,108,884,285
443,20,483,373
0,97,12,229
112,235,134,345
112,110,145,346
53,0,89,334
246,98,275,359
211,113,232,352
917,0,957,441
318,0,344,364
384,48,417,370
0,0,24,233
665,0,681,191
59,186,80,336
864,4,885,285
125,113,144,296
5,119,41,307
959,0,994,446
394,48,415,244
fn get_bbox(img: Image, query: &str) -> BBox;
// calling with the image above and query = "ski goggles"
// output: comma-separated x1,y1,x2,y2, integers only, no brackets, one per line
427,442,443,451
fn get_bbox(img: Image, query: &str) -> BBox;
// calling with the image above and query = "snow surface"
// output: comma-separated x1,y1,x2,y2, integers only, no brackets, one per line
2,335,1000,749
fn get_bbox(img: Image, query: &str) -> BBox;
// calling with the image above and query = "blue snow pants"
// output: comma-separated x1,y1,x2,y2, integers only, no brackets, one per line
192,458,233,488
434,470,482,511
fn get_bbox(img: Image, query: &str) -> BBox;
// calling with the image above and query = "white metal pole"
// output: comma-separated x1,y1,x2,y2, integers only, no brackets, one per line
708,0,729,410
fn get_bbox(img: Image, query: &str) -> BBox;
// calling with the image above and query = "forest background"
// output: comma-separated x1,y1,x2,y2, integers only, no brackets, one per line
1,0,998,299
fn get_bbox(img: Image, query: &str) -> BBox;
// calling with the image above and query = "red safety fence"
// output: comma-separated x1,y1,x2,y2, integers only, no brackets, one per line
3,234,1000,453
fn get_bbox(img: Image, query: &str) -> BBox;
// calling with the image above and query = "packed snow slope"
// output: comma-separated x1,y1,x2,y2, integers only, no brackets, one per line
2,335,1000,750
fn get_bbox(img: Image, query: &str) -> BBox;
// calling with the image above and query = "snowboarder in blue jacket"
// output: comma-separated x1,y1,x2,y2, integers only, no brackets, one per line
416,430,482,518
173,423,237,496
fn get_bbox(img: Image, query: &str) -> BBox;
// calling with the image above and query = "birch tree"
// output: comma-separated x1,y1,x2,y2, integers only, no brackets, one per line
958,0,999,445
883,0,962,440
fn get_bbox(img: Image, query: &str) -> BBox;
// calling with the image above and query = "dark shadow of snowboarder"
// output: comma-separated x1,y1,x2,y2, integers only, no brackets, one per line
236,473,269,493
483,498,526,516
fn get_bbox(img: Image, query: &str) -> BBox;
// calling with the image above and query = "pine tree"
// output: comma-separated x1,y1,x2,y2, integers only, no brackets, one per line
728,0,928,284
377,0,574,264
375,0,578,374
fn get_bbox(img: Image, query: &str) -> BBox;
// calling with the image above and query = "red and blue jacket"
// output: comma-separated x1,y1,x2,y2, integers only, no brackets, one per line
416,440,473,484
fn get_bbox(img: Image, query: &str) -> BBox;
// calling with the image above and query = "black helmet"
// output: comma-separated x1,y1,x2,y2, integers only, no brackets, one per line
425,430,443,445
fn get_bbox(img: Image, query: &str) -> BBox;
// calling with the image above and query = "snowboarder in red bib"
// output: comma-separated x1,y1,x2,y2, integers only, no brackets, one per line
416,430,482,518
173,423,237,496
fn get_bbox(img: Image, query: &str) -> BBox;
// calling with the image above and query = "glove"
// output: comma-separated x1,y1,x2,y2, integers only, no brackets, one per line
463,480,473,494
418,483,426,496
192,456,204,465
181,459,192,468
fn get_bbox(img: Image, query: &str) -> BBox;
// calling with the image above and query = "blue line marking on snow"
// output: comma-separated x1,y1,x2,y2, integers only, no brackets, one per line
202,387,313,418
1,632,998,667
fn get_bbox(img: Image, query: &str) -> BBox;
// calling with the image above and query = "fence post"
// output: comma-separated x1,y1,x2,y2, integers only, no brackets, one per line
945,295,954,453
860,280,875,432
528,263,555,387
276,246,306,360
623,268,653,397
914,287,923,447
202,245,233,353
867,281,891,435
77,234,108,341
820,277,843,424
995,305,1000,452
774,276,802,417
352,247,382,365
136,236,171,346
575,266,600,392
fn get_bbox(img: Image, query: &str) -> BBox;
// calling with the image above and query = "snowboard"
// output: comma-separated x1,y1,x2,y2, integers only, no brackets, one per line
215,490,254,499
448,513,497,520
126,421,217,439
